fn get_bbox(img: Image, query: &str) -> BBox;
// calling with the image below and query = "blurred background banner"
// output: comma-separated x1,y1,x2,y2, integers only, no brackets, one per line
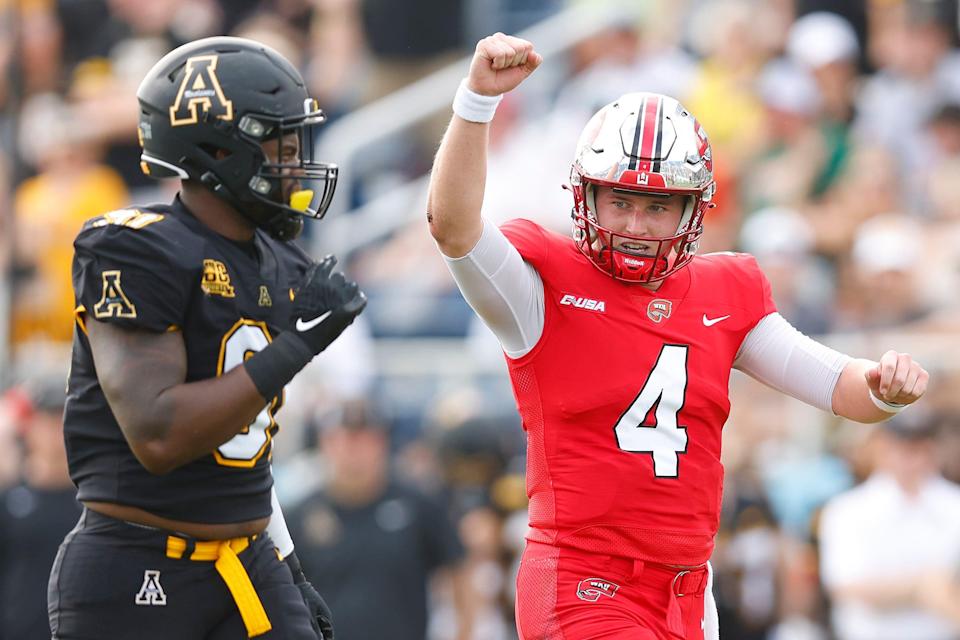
3,0,960,638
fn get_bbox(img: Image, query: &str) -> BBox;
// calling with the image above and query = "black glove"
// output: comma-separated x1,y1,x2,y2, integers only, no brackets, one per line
289,255,367,356
285,551,334,640
243,254,366,403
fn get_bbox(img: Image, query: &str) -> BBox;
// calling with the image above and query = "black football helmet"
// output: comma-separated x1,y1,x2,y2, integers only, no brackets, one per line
137,36,338,240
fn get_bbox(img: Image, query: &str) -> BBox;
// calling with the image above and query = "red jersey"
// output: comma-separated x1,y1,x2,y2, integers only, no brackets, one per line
501,219,776,566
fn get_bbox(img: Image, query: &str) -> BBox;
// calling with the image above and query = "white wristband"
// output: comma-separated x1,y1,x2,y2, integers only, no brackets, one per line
869,390,907,414
452,79,503,123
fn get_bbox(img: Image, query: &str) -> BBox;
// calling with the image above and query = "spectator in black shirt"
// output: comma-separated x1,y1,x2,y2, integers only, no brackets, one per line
287,400,472,640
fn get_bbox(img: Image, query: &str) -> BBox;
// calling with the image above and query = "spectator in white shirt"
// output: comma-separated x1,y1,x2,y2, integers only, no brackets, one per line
819,410,960,640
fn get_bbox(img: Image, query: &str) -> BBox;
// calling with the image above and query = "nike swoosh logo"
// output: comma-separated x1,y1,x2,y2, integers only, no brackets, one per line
702,314,730,327
295,310,332,332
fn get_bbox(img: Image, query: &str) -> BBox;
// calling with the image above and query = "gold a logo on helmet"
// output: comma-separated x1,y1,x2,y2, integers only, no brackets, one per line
169,55,234,127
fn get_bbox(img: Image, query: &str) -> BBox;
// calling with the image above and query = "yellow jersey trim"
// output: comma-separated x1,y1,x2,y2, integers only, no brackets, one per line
75,305,88,336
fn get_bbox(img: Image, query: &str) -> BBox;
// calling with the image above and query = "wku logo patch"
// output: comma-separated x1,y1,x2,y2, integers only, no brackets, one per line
577,577,620,602
560,294,606,313
647,298,672,323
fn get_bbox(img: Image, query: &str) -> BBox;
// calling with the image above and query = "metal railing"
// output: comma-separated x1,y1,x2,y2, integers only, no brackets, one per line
311,2,646,258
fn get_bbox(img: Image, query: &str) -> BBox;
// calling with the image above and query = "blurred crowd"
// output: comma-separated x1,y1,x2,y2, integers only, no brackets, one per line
2,0,960,639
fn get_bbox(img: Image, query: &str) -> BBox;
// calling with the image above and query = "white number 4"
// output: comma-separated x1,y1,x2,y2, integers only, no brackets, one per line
614,344,688,478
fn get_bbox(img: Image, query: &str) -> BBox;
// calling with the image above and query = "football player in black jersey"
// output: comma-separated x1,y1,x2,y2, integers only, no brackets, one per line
47,37,364,640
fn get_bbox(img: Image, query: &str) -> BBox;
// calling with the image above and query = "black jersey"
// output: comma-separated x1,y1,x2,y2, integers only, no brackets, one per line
64,196,311,523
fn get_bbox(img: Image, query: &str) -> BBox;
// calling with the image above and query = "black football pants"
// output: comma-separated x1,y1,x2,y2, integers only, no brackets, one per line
48,508,318,639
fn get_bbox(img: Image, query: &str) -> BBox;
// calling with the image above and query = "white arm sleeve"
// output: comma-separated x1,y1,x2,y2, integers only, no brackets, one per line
441,218,545,358
267,485,295,558
734,312,851,413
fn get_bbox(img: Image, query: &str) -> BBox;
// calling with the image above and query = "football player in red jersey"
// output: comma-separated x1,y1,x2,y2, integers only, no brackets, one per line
426,33,929,640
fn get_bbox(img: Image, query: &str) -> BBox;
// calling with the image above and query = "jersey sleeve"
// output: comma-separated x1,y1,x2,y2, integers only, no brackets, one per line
722,252,777,326
73,211,192,332
746,253,777,322
499,218,550,268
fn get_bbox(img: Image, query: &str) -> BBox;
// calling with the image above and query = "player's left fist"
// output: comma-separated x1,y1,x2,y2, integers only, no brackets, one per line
864,350,929,407
290,255,367,356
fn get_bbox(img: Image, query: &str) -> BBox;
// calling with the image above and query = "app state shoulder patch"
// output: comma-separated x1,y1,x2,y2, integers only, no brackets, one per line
93,270,137,319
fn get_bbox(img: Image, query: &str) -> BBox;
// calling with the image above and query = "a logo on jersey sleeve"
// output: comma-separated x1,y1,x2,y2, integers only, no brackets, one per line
169,55,234,127
201,259,236,298
647,298,672,323
135,570,167,605
576,577,620,602
93,271,137,319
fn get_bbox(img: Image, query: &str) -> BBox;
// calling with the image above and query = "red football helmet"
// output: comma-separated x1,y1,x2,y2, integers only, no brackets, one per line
570,93,716,283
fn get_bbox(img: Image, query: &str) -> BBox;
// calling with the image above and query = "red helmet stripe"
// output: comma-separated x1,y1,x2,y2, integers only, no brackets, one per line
638,95,661,173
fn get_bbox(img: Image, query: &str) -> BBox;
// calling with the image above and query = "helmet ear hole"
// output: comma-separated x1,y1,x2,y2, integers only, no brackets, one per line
676,195,695,233
197,144,231,161
584,183,597,219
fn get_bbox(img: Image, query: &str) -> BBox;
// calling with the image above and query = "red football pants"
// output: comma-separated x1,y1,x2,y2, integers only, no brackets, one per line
515,541,709,640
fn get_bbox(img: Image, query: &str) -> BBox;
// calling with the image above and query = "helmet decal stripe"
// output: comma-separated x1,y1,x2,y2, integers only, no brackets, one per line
652,98,664,173
638,95,660,173
628,95,647,170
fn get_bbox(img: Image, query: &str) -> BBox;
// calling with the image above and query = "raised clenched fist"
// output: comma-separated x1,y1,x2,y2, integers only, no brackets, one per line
467,32,543,97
